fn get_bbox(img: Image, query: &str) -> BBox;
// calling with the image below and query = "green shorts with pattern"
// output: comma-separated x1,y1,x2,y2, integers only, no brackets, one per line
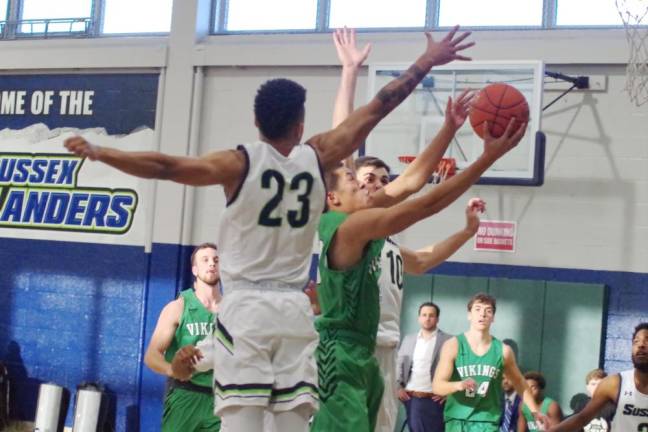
310,336,384,432
162,387,221,432
445,419,499,432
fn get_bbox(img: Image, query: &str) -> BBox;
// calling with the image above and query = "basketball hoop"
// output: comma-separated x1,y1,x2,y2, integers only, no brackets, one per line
398,156,457,184
616,0,648,106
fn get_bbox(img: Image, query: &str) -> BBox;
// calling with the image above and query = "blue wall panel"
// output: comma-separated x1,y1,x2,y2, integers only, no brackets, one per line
0,238,194,431
1,241,646,431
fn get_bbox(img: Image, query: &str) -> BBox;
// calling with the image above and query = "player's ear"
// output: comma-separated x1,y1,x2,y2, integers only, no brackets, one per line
191,264,198,279
326,190,340,207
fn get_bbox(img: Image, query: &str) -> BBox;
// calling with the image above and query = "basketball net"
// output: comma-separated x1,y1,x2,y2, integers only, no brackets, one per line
616,0,648,106
398,156,457,184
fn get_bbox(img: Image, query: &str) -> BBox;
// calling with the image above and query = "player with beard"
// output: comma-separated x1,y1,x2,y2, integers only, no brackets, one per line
144,243,222,432
547,322,648,432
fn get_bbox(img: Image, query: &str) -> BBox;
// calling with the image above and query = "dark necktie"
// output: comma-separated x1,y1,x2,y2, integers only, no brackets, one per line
500,397,513,432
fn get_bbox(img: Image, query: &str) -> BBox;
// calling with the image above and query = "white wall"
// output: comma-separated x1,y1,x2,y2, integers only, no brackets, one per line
2,0,644,273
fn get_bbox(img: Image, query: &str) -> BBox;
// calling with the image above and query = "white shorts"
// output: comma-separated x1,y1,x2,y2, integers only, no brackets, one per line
375,344,399,432
213,287,319,415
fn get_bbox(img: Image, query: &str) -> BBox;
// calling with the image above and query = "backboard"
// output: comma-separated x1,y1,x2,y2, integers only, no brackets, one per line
365,61,546,186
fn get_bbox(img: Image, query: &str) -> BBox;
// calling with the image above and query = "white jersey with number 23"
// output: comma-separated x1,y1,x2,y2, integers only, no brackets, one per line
217,141,326,290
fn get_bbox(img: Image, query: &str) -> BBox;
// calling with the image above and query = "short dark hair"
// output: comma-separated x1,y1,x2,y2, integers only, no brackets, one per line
191,242,218,266
355,156,391,174
418,302,440,318
633,322,648,340
585,368,607,384
524,371,546,389
467,292,497,313
324,162,344,191
254,79,306,140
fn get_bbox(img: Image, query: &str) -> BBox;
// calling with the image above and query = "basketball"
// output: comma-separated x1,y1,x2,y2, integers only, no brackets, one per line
469,83,529,139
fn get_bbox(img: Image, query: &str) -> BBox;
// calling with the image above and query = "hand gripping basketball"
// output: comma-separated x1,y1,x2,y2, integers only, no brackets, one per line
469,83,529,139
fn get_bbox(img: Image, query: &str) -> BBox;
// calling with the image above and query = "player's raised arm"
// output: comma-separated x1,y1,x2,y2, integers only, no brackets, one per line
401,198,483,274
310,26,474,170
546,375,619,432
64,136,246,189
337,119,524,260
331,27,371,171
372,89,474,207
331,27,371,131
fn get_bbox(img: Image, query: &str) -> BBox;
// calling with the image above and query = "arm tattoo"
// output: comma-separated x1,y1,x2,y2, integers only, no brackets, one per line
375,64,427,116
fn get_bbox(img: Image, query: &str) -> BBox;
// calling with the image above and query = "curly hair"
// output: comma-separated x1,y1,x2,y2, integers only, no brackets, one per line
524,371,546,389
254,78,306,140
633,322,648,340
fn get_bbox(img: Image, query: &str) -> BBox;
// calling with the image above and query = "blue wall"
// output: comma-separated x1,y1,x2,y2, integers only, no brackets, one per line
0,238,194,431
1,240,646,431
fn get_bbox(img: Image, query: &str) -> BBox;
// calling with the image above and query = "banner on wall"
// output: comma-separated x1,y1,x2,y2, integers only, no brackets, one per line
0,74,159,246
474,220,516,252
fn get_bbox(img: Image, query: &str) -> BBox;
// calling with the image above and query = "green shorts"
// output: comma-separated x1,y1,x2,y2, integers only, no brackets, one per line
445,419,499,432
162,387,221,432
310,337,384,432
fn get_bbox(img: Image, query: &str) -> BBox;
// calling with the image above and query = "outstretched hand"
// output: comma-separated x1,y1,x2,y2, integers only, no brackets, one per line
424,25,474,67
171,344,203,382
333,27,372,69
465,198,485,235
303,280,320,315
64,136,100,160
482,118,527,162
445,89,475,131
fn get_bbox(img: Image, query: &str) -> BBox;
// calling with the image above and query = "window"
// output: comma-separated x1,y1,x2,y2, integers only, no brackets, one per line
103,0,173,33
0,0,8,21
329,0,426,29
556,0,624,26
20,0,91,33
224,0,318,31
438,0,543,27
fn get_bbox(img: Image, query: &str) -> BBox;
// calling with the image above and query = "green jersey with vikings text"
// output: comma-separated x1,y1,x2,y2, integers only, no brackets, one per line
522,397,554,430
444,333,504,424
164,289,215,388
316,211,385,350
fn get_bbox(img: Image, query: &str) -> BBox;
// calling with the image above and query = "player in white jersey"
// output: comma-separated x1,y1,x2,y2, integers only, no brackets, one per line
330,28,480,432
65,26,475,432
547,322,648,432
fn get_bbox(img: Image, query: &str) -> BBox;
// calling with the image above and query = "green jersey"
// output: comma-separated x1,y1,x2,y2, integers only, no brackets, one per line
444,333,504,424
522,397,554,430
164,289,215,388
316,211,385,350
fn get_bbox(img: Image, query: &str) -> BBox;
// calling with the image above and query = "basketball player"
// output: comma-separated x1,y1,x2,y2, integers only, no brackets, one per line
432,293,548,432
518,371,562,431
65,27,475,432
330,27,476,432
311,116,526,431
547,322,648,432
143,243,221,432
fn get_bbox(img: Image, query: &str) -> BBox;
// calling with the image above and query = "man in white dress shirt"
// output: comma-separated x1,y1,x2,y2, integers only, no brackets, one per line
397,302,451,431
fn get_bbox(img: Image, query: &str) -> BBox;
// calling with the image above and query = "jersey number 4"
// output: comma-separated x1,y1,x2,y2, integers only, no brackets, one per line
465,381,490,398
258,170,314,228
